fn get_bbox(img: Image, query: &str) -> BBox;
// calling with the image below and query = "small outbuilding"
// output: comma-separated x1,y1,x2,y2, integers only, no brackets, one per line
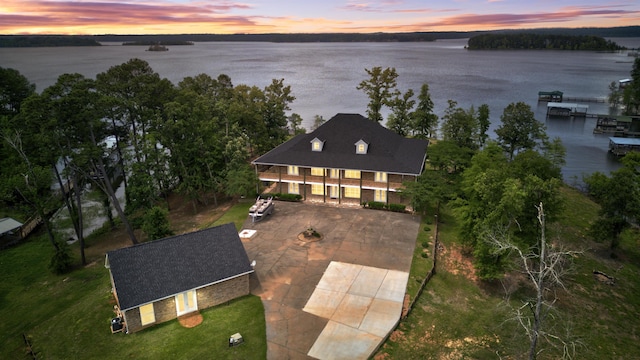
105,222,254,333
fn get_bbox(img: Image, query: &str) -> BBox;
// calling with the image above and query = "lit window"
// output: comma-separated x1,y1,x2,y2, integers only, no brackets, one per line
374,189,387,202
175,290,197,316
355,140,368,154
287,166,299,175
375,172,387,182
311,167,324,176
344,187,360,198
329,186,339,198
311,138,324,152
329,169,339,179
344,170,361,179
311,184,324,195
139,303,155,326
288,182,299,194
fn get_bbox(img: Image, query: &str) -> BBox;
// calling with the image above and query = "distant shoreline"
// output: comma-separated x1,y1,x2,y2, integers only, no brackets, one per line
0,26,639,47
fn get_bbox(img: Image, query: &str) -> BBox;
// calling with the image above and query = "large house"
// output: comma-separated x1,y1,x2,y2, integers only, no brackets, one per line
252,113,429,206
105,223,254,333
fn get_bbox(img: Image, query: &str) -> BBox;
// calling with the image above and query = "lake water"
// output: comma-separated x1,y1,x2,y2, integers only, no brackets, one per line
2,37,639,182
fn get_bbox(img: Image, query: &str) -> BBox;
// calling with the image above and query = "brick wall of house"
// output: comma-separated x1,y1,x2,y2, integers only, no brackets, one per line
123,275,250,333
197,275,250,309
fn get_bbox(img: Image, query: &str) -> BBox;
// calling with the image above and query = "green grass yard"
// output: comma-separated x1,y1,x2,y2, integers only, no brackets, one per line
0,201,266,360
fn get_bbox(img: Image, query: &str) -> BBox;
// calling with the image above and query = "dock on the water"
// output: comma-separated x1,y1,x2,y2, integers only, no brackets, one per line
609,137,640,156
546,102,589,117
538,90,563,102
593,115,640,137
563,96,606,103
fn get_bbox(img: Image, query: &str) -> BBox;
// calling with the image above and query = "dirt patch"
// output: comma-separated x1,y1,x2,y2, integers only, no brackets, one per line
439,243,478,283
178,311,203,328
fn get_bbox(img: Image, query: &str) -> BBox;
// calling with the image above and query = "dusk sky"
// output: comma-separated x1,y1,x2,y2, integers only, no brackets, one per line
1,0,639,35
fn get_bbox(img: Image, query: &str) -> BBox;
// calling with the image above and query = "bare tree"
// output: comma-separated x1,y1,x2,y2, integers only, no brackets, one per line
485,202,584,359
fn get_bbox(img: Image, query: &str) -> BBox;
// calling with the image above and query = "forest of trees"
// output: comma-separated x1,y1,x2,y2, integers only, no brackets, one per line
0,59,296,269
0,36,101,47
467,33,625,50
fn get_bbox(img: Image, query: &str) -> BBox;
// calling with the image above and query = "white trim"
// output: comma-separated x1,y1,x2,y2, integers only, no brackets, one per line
175,290,198,316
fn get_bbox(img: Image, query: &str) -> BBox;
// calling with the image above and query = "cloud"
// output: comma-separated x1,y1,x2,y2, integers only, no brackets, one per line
0,0,259,33
404,5,640,30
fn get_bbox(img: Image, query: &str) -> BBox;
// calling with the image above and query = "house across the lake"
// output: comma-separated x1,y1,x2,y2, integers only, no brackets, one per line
252,113,429,206
105,223,254,333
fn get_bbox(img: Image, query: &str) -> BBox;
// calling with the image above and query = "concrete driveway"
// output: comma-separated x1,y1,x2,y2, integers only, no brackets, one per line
240,201,420,359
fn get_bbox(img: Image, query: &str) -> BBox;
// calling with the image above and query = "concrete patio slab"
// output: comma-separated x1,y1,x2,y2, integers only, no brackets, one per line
348,266,386,298
307,321,381,360
303,261,408,359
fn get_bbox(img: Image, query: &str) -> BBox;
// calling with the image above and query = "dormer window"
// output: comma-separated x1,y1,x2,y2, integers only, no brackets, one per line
311,138,325,152
355,139,368,154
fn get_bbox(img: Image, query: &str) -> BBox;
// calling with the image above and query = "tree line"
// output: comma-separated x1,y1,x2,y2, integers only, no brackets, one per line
0,35,101,47
467,33,625,51
0,59,296,270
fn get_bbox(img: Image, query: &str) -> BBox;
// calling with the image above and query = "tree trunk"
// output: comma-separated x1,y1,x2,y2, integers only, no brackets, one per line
52,162,81,240
528,203,546,360
89,126,138,245
71,172,86,265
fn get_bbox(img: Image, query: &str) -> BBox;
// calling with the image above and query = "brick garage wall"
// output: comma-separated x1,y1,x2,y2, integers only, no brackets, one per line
123,275,250,333
197,274,250,309
123,296,177,333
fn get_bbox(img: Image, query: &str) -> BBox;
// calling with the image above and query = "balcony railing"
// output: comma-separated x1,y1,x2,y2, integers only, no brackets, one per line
257,171,404,190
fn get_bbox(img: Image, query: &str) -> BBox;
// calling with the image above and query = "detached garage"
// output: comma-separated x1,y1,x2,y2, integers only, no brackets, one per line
105,222,254,333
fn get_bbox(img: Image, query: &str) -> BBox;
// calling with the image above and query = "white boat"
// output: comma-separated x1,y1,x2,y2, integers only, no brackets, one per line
248,196,274,222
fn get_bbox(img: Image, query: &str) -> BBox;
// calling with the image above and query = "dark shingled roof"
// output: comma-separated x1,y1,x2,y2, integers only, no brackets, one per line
106,223,253,311
252,113,429,175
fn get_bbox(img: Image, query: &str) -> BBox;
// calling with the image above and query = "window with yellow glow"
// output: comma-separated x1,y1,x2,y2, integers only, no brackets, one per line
375,172,387,182
311,167,324,176
329,186,339,198
175,290,197,316
311,184,324,195
139,303,155,326
344,187,360,198
288,182,299,194
344,170,361,179
287,166,299,175
329,169,339,179
374,189,387,202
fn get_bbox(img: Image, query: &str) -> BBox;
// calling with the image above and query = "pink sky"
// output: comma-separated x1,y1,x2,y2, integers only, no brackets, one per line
1,0,639,35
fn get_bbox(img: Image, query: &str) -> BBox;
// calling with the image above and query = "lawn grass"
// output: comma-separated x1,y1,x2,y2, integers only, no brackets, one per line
405,213,436,300
0,214,267,359
207,200,254,231
377,186,640,359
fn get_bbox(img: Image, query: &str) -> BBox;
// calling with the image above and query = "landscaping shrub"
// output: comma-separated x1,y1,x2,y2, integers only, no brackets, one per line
270,193,302,202
366,201,386,210
387,203,406,212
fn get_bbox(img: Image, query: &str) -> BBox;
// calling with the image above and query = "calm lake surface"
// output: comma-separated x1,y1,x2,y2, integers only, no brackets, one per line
2,37,640,182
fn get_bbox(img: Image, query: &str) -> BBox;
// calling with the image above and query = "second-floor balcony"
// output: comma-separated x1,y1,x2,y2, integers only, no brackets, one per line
257,167,405,191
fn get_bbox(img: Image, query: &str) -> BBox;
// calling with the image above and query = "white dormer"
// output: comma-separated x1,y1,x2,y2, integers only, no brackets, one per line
355,139,368,154
311,137,325,152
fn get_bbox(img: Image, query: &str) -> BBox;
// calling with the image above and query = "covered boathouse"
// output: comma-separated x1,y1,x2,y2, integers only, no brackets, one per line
546,102,588,117
609,137,640,156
